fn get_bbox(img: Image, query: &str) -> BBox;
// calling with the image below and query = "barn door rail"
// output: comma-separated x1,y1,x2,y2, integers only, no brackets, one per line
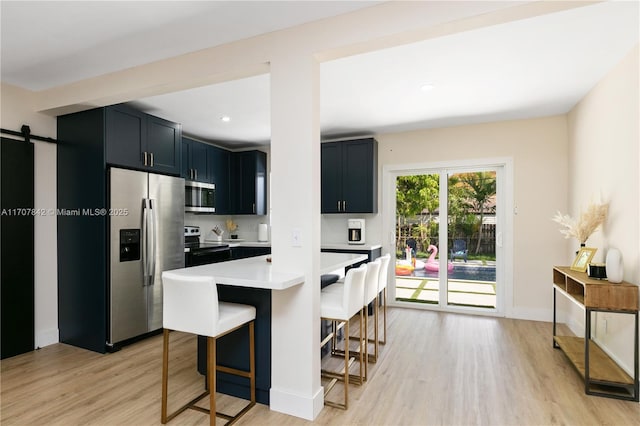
1,125,57,144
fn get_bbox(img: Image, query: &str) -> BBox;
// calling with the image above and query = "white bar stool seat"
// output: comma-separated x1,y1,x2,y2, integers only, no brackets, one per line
377,254,391,345
362,259,381,369
161,272,256,426
320,264,367,410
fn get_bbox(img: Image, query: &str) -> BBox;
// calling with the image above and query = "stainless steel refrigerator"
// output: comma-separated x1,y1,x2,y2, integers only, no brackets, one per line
108,167,184,347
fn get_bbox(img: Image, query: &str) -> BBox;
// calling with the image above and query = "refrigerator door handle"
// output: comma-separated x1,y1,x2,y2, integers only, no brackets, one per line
149,199,158,285
142,198,150,286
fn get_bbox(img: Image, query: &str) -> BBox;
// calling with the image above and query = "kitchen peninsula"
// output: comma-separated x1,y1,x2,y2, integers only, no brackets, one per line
164,252,368,405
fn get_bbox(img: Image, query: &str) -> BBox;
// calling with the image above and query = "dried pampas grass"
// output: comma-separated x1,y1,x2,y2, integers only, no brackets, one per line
552,202,609,244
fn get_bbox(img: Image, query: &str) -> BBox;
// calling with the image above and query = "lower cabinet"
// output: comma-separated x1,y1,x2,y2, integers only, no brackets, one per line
196,247,272,404
197,286,271,404
230,246,271,260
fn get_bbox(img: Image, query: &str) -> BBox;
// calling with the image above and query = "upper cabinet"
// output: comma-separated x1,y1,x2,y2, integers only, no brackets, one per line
181,137,209,182
208,145,231,215
231,150,267,215
321,138,378,214
181,138,264,216
106,104,181,175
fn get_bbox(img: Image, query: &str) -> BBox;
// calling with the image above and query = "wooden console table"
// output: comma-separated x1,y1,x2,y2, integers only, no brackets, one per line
552,266,639,401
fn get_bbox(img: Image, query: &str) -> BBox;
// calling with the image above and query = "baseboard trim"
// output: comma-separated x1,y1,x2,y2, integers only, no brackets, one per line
269,385,324,420
35,328,59,348
508,306,553,322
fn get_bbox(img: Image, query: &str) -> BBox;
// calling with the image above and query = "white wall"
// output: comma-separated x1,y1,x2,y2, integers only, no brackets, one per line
566,45,639,375
1,83,59,347
367,116,569,320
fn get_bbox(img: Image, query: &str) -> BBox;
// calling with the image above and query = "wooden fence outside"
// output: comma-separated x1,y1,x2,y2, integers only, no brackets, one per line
397,223,496,256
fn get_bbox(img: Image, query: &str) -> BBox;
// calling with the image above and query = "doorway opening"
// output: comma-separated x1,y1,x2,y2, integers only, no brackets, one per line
387,160,510,316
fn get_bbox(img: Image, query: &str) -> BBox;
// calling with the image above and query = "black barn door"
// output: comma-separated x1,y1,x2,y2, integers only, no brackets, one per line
1,137,35,359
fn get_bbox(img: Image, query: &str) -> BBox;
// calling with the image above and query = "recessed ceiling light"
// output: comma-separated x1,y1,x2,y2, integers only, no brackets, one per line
220,115,231,122
420,84,435,91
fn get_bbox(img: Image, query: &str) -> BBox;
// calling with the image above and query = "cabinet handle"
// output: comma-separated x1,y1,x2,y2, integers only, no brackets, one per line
342,200,346,211
189,169,193,180
253,203,256,214
194,169,197,180
143,151,148,166
150,152,154,167
337,201,340,212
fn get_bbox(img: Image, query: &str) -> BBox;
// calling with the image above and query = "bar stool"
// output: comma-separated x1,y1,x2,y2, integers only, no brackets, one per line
377,254,391,345
161,272,256,426
327,260,381,373
320,264,367,410
362,259,381,369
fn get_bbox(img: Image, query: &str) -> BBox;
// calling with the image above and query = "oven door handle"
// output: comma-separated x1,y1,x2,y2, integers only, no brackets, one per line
191,249,230,256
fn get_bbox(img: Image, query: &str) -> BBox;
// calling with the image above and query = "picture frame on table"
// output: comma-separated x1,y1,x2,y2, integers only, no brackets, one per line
570,247,597,272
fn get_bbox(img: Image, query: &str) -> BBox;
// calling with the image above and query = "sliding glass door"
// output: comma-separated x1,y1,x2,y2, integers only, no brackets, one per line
391,162,506,315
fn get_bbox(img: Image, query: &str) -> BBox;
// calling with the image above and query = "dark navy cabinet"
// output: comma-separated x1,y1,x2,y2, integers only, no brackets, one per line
106,104,181,175
230,246,271,260
208,145,231,215
321,138,377,214
181,137,209,182
57,108,109,353
231,150,267,215
182,141,262,216
57,105,182,353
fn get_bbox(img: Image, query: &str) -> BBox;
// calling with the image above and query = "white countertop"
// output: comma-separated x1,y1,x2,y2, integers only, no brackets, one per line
205,240,271,248
165,252,367,290
320,252,368,274
204,240,382,252
321,243,382,251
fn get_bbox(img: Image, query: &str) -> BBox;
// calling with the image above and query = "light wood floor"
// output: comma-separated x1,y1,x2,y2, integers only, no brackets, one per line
2,308,639,425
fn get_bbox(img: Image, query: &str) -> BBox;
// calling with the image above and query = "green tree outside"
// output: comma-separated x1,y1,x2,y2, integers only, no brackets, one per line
396,171,496,258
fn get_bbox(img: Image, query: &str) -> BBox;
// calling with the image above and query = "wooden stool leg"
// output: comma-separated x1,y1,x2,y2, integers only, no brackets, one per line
381,288,387,345
374,295,379,358
360,309,365,384
207,336,216,426
363,307,368,381
161,329,170,424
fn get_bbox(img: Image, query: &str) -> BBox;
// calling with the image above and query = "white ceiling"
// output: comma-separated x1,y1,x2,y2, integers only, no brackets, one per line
1,1,638,148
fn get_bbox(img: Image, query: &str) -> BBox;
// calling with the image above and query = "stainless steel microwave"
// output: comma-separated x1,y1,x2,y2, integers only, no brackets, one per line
185,181,215,213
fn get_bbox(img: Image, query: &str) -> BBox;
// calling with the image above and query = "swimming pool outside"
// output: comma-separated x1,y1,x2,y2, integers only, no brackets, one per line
412,262,496,281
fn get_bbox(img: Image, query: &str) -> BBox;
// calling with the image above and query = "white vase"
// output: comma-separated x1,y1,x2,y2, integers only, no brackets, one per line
605,248,624,283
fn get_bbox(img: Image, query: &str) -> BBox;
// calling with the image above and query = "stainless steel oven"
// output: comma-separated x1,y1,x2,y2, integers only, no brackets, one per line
184,226,230,267
185,181,215,213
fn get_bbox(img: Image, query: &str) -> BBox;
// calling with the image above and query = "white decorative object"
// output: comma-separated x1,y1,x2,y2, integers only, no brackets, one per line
552,201,609,245
605,248,624,283
258,223,268,242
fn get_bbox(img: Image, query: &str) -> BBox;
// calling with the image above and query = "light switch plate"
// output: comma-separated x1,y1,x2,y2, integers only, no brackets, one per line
291,228,302,247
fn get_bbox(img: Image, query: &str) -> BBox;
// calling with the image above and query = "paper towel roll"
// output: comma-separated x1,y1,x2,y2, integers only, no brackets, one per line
258,223,268,242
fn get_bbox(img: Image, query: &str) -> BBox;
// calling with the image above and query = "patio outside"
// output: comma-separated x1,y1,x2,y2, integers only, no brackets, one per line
395,259,496,308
